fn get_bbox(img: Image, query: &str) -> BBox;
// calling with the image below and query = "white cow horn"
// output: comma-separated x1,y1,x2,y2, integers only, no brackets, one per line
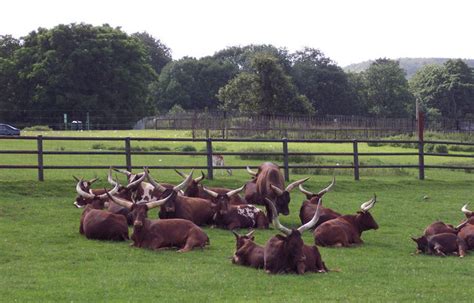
106,192,133,210
461,203,473,215
226,185,245,198
285,177,310,192
112,167,132,177
266,198,291,235
146,169,168,192
146,194,173,210
97,182,119,199
317,176,336,196
298,184,314,197
271,184,285,196
76,178,95,199
174,169,194,191
360,194,377,212
203,187,219,198
246,166,257,176
298,198,322,233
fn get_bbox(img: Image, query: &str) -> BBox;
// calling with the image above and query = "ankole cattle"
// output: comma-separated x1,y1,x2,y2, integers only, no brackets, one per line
245,162,309,220
75,181,129,241
299,177,340,227
203,186,269,230
231,230,264,269
175,170,245,205
314,195,378,247
263,199,328,274
411,233,467,257
106,193,209,252
146,170,216,226
422,221,458,237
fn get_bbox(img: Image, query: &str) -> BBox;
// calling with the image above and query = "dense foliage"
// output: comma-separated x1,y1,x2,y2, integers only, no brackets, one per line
1,23,473,128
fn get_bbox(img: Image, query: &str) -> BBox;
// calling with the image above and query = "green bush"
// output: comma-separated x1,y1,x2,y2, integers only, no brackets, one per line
175,145,197,152
22,125,53,131
425,144,435,152
434,144,448,154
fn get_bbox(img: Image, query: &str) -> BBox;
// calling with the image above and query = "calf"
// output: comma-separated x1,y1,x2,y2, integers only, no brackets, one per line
264,198,328,274
232,230,264,269
299,177,340,227
107,193,209,252
147,169,216,226
412,233,467,257
75,180,129,241
314,195,378,247
203,186,269,229
175,170,245,205
212,154,232,176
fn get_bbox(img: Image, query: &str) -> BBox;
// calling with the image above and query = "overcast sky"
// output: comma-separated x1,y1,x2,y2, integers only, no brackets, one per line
2,0,473,66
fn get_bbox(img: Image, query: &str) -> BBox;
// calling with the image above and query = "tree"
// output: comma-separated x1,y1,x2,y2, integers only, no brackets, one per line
132,32,172,75
364,59,414,117
218,53,314,115
0,35,20,58
290,47,361,115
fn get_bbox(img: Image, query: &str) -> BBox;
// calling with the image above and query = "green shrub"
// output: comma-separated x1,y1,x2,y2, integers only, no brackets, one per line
367,142,386,147
425,144,435,152
175,145,197,152
434,144,448,154
23,125,53,131
91,143,107,150
239,147,315,163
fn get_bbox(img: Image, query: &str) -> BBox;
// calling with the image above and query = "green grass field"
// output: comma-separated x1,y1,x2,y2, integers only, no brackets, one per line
1,130,474,302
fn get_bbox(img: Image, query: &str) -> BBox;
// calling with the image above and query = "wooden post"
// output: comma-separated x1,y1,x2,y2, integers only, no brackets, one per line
282,138,289,182
206,138,214,180
125,137,132,172
37,135,44,181
353,140,360,181
418,111,425,180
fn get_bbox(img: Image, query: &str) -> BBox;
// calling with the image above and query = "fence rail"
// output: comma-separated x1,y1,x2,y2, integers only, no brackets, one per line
2,135,474,181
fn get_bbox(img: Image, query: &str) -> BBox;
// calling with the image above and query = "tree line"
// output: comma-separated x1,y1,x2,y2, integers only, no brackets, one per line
1,23,473,128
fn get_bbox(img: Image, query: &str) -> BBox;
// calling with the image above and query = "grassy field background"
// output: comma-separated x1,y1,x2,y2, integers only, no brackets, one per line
1,130,474,301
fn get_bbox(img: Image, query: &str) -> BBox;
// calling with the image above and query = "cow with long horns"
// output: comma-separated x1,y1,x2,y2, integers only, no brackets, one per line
245,162,309,221
299,177,340,227
263,198,328,274
203,186,269,230
411,233,468,257
175,170,245,205
314,195,378,247
106,192,209,252
231,230,265,269
75,180,129,241
146,169,216,226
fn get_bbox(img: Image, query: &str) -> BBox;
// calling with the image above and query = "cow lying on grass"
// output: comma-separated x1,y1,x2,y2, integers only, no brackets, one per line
299,177,340,227
232,230,264,269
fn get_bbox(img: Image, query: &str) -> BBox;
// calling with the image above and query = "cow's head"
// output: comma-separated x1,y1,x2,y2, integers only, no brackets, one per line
146,168,193,213
203,185,244,216
270,177,310,215
298,176,335,203
72,175,100,207
175,169,205,197
461,203,473,218
411,236,428,253
232,230,255,250
355,195,379,231
74,175,119,209
266,197,321,274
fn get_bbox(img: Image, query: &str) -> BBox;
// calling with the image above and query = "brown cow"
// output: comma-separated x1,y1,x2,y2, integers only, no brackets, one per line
231,230,264,269
175,170,245,205
314,195,378,247
203,186,269,230
423,221,457,237
106,193,209,252
263,198,328,274
75,180,129,241
411,233,467,257
146,169,216,226
245,162,309,220
299,177,340,227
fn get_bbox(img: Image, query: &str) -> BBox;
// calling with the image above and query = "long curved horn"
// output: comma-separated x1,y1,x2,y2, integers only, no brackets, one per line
88,177,99,185
245,230,255,238
146,194,173,210
126,172,146,189
97,182,119,199
173,169,194,191
298,184,314,197
194,171,206,183
107,168,118,186
146,169,168,192
456,219,469,230
174,169,188,179
271,184,285,196
106,192,133,210
73,175,81,182
226,185,245,198
297,198,322,233
203,187,219,198
317,176,336,196
76,178,95,199
112,167,132,177
461,203,473,216
360,194,377,212
266,198,291,235
246,166,257,176
285,177,310,192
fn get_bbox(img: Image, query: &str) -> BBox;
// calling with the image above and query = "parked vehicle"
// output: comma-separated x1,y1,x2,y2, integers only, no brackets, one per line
0,124,21,136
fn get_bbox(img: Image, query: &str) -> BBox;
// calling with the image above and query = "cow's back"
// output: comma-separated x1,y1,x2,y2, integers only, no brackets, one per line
256,163,284,199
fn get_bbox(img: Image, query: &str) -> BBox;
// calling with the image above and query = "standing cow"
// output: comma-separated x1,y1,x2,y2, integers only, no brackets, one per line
314,195,379,247
299,177,340,227
245,162,309,220
263,198,328,274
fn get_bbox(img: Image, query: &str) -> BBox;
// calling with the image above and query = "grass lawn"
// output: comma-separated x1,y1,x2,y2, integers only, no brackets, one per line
1,130,474,302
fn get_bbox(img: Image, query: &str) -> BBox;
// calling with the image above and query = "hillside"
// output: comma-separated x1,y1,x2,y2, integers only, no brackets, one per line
344,58,474,78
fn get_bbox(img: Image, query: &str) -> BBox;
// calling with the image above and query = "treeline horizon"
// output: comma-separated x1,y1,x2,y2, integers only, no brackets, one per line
1,23,473,128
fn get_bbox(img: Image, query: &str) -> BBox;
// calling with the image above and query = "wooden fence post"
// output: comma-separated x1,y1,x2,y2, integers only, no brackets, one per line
125,137,132,172
353,140,360,181
206,138,214,180
37,135,44,181
418,111,425,180
282,138,289,182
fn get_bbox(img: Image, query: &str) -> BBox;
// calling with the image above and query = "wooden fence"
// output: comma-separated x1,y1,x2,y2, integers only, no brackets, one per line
2,135,474,181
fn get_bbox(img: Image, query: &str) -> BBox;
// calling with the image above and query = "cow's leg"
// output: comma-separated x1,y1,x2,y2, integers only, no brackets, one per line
433,243,446,256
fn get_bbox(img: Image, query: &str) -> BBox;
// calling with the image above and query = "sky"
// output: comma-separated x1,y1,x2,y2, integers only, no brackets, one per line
1,0,473,66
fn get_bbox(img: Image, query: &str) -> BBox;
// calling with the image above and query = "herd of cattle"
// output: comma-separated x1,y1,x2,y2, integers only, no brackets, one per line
73,162,474,275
